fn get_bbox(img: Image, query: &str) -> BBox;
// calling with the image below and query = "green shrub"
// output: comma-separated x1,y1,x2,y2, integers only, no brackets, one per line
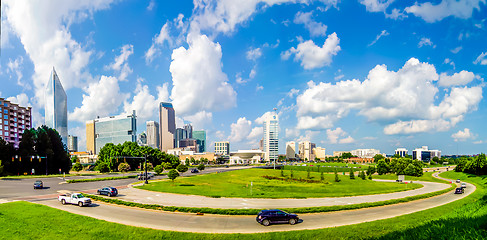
72,162,83,172
118,162,130,173
176,164,188,173
321,171,324,181
66,175,136,183
350,168,355,179
334,168,340,182
95,162,109,173
168,169,179,181
197,164,205,171
154,164,164,175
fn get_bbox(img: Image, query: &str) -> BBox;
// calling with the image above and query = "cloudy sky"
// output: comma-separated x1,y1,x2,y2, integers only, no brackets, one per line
1,0,486,155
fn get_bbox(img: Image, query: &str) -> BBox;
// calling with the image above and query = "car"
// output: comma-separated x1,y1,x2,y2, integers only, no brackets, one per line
97,187,118,197
456,179,461,183
461,183,467,188
138,173,152,180
454,187,464,194
34,180,43,189
58,193,92,207
256,209,299,226
191,168,199,173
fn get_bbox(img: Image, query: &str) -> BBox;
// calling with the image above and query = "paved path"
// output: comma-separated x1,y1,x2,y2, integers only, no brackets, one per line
82,180,449,209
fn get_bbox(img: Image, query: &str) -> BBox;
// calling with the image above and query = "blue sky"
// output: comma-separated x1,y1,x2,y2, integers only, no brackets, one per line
1,0,486,155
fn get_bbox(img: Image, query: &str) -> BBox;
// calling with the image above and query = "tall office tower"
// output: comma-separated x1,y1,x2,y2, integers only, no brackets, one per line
146,121,160,149
193,130,206,153
215,141,230,155
45,67,68,146
183,123,193,139
263,112,279,162
86,111,137,154
174,128,186,148
286,141,296,159
299,141,316,161
159,102,175,152
67,135,78,152
137,132,147,146
0,98,32,149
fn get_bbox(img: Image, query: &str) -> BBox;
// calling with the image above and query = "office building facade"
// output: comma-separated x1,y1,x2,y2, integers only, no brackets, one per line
313,147,326,160
286,141,296,159
299,141,316,161
395,148,408,157
263,112,279,162
146,121,160,149
351,149,381,158
0,98,32,149
193,130,206,153
215,141,230,155
159,102,176,152
412,146,441,162
68,135,78,152
86,111,137,154
45,67,68,146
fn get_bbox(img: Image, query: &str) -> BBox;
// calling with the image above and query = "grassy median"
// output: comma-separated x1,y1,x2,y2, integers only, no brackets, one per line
136,168,422,198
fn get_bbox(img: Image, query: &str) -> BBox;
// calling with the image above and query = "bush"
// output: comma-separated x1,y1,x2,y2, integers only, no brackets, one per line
349,168,355,179
377,159,389,175
366,166,376,176
176,164,188,173
118,162,130,173
334,168,340,182
142,163,154,171
72,162,83,172
96,162,110,173
360,171,366,180
320,171,324,181
154,164,164,175
197,164,205,171
168,169,179,181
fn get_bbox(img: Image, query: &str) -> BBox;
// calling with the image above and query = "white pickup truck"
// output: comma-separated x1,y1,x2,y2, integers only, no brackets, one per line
58,193,92,207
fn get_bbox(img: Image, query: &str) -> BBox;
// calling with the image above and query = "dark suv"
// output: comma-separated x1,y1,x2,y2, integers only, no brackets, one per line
34,180,43,189
97,187,118,197
256,209,299,226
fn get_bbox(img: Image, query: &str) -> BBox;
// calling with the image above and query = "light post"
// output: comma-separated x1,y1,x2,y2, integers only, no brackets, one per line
144,154,148,184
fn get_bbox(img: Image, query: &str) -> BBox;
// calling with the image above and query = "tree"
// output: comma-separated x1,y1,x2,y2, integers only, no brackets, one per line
72,162,83,172
464,154,487,175
360,170,366,180
366,166,376,176
185,159,190,166
96,162,110,173
377,159,389,175
118,162,130,175
334,168,340,182
177,164,188,173
142,162,154,171
341,152,354,159
168,169,179,181
281,168,285,177
71,155,79,163
154,164,164,175
307,167,311,179
373,154,385,163
455,159,468,172
431,156,440,164
162,162,171,170
197,163,205,171
290,169,294,178
0,160,4,176
349,168,355,179
320,171,324,181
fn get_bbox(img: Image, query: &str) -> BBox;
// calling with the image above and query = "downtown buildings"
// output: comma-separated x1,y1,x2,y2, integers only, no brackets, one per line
159,102,176,152
0,98,32,148
45,67,68,146
263,111,279,162
146,121,159,149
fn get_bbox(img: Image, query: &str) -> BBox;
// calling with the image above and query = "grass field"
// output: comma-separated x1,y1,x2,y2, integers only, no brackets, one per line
136,168,421,198
0,171,485,239
372,171,448,184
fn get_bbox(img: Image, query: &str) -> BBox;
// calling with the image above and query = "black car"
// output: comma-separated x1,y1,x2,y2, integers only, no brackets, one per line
256,209,299,226
97,187,118,197
454,187,464,194
34,180,43,189
191,168,199,173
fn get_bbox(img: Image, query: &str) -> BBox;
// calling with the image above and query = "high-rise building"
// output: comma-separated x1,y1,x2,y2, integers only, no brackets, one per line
159,102,175,152
286,141,296,159
0,98,32,149
193,130,206,153
45,67,68,146
137,132,147,146
299,141,316,161
86,111,137,154
146,121,159,149
215,141,229,155
313,147,326,160
179,138,198,152
413,146,441,162
68,135,78,152
395,148,408,157
174,128,186,148
263,112,279,162
183,123,193,139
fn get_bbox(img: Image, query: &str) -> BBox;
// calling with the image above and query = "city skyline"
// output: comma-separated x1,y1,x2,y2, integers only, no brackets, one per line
1,1,487,155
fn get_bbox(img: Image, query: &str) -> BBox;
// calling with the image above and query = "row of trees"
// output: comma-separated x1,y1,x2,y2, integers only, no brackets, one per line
376,158,424,177
0,126,70,175
454,154,487,175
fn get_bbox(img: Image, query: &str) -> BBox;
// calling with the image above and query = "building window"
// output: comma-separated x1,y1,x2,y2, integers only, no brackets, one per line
3,115,7,120
14,133,17,137
3,120,7,125
3,109,7,114
4,126,8,130
4,132,8,136
13,118,17,121
0,131,2,135
3,103,7,107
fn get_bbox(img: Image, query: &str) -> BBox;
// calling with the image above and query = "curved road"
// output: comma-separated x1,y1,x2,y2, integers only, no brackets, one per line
31,172,474,233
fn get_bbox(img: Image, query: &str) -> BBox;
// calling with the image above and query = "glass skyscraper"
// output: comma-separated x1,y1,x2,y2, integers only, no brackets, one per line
91,111,137,154
263,112,279,162
193,130,206,153
45,67,68,146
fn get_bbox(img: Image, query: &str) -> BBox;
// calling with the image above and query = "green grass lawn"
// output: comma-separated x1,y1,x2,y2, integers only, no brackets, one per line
372,171,448,184
1,171,485,240
136,168,421,198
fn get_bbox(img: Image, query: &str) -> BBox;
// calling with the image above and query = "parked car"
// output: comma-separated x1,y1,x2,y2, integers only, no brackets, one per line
191,168,199,173
138,173,153,180
58,193,92,207
33,180,43,189
461,183,467,189
456,179,461,183
256,209,299,226
454,187,464,194
97,187,118,197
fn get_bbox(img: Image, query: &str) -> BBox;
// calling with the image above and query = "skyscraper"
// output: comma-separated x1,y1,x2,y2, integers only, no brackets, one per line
299,141,316,161
183,123,193,139
174,128,186,148
263,112,279,162
68,135,78,152
193,130,206,153
45,67,68,146
0,98,32,149
286,141,296,159
146,121,160,149
159,102,175,152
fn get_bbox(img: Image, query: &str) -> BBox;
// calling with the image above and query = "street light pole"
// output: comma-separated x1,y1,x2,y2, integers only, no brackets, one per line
144,154,148,184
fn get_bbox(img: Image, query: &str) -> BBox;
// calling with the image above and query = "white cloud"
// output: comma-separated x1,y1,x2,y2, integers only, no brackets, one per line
418,37,435,48
147,0,155,11
444,58,455,68
438,71,476,87
287,88,300,98
339,136,355,144
108,44,133,81
405,0,485,23
248,126,263,140
326,127,354,144
255,111,274,125
246,47,262,61
70,75,129,123
282,32,341,70
6,93,30,108
169,33,237,117
368,30,389,47
256,84,264,91
296,58,483,135
474,52,487,65
229,117,252,142
183,111,213,130
452,128,474,142
285,128,300,138
360,0,394,13
473,140,485,144
123,80,170,123
451,46,462,54
145,22,173,64
7,56,31,89
294,11,327,37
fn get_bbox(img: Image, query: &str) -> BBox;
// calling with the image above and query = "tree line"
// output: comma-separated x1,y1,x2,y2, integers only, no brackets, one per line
376,157,424,177
454,154,487,175
0,126,70,176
